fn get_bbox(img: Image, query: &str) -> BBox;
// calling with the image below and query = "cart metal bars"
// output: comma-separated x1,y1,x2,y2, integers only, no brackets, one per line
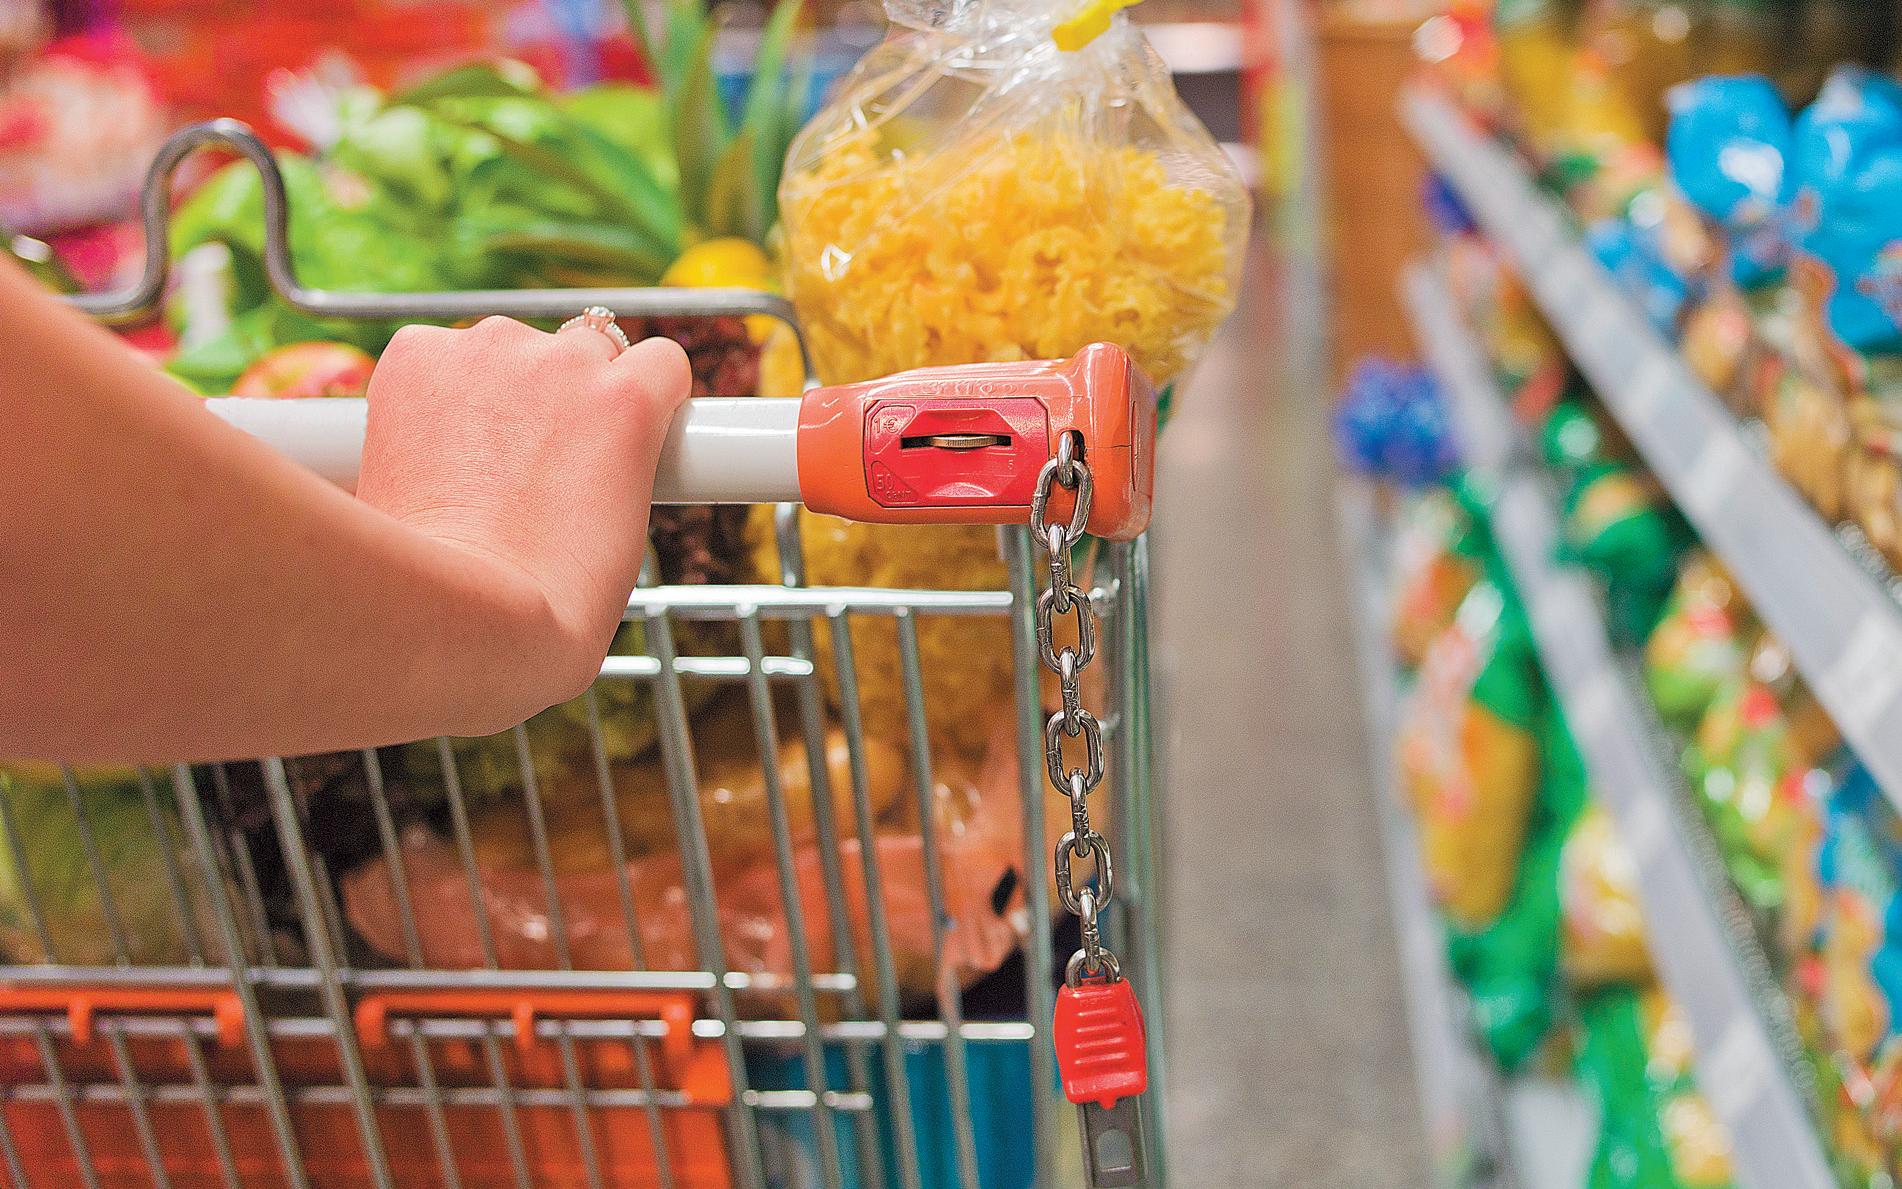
7,117,1167,1189
67,119,812,384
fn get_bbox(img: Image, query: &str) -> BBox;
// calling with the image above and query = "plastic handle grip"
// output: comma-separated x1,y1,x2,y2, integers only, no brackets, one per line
796,343,1159,540
208,396,803,505
204,343,1158,536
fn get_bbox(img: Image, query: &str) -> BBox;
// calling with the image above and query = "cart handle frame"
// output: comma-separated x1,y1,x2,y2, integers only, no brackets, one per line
63,118,817,385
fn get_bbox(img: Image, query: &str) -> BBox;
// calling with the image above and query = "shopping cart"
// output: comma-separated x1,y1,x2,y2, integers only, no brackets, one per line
0,121,1167,1189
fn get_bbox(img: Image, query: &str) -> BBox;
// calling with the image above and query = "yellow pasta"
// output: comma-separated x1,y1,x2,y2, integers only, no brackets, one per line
781,129,1236,387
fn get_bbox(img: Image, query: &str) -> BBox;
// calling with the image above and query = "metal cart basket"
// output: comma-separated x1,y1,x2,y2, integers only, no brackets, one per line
0,123,1167,1189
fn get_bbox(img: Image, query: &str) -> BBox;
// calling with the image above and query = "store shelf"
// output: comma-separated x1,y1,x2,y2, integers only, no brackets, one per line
1341,480,1520,1189
1401,261,1835,1189
1402,84,1902,808
1341,481,1596,1189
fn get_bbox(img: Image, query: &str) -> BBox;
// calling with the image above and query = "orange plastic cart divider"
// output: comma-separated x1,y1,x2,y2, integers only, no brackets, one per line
0,985,733,1189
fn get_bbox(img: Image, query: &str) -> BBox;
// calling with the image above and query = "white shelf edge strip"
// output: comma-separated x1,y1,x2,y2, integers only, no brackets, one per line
1338,479,1523,1189
1402,84,1902,809
1401,262,1836,1189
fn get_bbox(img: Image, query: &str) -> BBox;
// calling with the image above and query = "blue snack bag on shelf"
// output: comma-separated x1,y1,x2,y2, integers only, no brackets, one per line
1665,74,1793,288
1587,218,1690,335
1816,762,1902,1077
1424,171,1478,238
1333,358,1460,488
1791,67,1902,355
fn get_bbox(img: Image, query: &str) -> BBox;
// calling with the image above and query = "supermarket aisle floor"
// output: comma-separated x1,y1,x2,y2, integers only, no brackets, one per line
1151,243,1431,1187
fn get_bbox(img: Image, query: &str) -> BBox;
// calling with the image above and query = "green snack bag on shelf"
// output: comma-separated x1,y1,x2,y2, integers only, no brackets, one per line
1562,464,1684,645
1442,701,1588,1071
1443,817,1567,1071
1541,398,1611,474
1643,552,1753,730
1400,581,1546,932
1577,988,1736,1189
1682,671,1817,922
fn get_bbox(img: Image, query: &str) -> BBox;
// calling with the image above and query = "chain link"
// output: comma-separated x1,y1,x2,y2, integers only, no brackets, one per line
1032,429,1118,988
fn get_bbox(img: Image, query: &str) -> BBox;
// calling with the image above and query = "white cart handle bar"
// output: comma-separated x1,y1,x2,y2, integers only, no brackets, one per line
211,395,802,505
205,338,1156,541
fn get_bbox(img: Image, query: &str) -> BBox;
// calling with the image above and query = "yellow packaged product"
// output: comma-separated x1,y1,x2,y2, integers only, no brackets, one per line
1582,1,1699,145
1559,803,1652,985
1398,581,1543,929
774,0,1248,758
1494,0,1584,152
1641,992,1738,1188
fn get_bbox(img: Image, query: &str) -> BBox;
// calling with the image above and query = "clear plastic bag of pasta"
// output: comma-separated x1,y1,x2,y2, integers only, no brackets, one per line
778,0,1249,393
772,0,1247,758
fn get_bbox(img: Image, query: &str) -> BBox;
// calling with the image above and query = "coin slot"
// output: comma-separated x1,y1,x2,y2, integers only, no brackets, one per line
901,432,1012,450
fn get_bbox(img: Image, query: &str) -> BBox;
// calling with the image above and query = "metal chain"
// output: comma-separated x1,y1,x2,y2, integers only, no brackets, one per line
1031,430,1119,987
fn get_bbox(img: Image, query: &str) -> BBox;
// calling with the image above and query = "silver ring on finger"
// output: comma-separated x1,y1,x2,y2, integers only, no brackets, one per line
557,305,631,356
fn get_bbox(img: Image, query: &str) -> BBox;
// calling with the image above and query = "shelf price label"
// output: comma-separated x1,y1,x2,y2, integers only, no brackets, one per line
1617,791,1671,869
1680,435,1748,524
1703,1017,1772,1129
1822,611,1902,739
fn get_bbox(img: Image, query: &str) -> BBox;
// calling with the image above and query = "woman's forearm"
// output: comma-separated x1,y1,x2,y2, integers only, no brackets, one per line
0,259,684,762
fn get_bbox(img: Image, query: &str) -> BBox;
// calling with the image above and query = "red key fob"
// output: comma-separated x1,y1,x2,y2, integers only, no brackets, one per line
1054,976,1149,1108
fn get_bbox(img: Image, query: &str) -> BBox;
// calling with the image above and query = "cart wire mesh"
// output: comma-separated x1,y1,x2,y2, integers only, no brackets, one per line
0,121,1167,1189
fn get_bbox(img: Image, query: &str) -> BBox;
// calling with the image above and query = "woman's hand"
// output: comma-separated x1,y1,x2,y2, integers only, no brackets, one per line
0,252,696,762
356,318,691,716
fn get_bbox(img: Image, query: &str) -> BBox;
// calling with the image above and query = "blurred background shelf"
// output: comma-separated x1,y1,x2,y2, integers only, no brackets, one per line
1341,478,1595,1189
1400,258,1836,1189
1403,85,1902,809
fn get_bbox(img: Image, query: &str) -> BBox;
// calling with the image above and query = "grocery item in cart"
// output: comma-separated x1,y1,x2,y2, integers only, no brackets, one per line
1558,802,1651,986
1643,552,1753,730
771,0,1245,757
1399,579,1544,930
231,340,377,396
460,691,907,871
0,765,225,966
0,32,166,237
777,1,1246,391
342,704,1028,1005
